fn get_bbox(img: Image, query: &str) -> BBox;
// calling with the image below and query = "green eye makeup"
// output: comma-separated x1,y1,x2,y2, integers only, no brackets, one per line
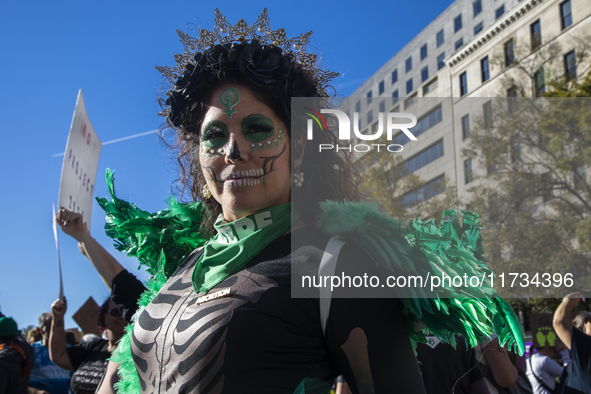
201,121,229,148
242,115,275,142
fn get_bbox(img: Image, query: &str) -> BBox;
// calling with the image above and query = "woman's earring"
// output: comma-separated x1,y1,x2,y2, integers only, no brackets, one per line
203,184,212,199
293,170,304,188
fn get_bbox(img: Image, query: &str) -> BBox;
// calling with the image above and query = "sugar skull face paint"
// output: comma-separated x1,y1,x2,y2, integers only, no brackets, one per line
220,87,240,118
241,114,285,151
199,84,291,222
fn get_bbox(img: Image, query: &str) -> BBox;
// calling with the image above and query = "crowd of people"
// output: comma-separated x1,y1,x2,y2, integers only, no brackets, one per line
1,8,590,394
2,289,589,393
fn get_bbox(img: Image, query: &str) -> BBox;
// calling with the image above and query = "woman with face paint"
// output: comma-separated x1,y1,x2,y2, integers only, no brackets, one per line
102,9,524,394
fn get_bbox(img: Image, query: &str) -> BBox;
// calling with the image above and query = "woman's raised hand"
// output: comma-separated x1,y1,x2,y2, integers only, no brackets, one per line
56,207,90,243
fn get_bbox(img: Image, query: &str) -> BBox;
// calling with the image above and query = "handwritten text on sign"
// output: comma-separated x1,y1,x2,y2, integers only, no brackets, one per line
58,90,102,227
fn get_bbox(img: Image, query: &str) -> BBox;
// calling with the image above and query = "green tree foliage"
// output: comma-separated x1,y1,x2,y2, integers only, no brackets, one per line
463,73,591,300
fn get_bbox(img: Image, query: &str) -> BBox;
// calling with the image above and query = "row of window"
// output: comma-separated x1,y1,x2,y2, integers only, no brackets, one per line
395,105,443,146
460,47,577,97
367,0,526,103
364,0,575,122
407,140,444,174
458,0,575,98
454,2,505,32
371,1,493,100
403,174,445,208
464,155,584,189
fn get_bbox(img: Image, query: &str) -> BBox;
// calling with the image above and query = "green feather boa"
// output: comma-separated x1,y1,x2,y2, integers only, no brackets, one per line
97,170,524,394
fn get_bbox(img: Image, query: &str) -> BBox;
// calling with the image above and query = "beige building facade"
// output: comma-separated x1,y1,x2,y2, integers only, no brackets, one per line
346,0,591,208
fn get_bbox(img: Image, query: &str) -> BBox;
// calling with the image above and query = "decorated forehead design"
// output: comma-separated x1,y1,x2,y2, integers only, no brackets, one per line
220,88,240,118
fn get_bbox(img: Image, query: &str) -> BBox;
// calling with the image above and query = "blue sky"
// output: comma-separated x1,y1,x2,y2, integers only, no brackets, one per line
0,0,452,331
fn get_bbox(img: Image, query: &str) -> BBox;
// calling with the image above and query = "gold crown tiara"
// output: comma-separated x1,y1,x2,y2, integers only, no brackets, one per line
156,8,339,99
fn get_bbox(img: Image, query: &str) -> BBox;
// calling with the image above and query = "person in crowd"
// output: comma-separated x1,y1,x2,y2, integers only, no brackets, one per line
475,335,520,393
48,297,126,394
64,332,78,347
79,334,100,344
54,207,146,394
418,335,491,394
507,346,534,392
0,312,33,394
55,208,146,323
553,292,591,393
526,345,563,394
26,328,42,345
28,312,71,394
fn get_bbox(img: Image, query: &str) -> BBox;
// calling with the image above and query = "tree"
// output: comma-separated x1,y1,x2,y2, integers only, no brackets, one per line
20,324,36,340
490,36,591,98
462,72,591,299
356,133,461,225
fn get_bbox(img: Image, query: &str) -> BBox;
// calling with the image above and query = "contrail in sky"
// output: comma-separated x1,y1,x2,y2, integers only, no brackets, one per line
52,130,158,157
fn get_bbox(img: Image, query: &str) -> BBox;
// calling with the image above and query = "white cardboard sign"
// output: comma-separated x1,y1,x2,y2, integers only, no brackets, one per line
58,90,102,226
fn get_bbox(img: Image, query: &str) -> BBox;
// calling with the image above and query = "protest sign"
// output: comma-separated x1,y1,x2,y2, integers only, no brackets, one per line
58,90,102,226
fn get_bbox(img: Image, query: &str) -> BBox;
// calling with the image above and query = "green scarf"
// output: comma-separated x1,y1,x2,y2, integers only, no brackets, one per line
191,203,293,293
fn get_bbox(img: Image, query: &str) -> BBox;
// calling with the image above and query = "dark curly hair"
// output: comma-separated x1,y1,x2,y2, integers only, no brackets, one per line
161,40,362,233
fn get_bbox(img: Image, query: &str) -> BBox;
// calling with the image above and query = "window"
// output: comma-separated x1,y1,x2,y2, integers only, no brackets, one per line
560,0,572,30
474,22,483,35
367,109,373,124
564,50,577,80
423,77,438,95
394,105,442,145
406,56,412,72
392,69,398,84
454,14,463,32
464,159,473,184
574,166,586,189
541,172,553,202
405,94,418,109
504,39,514,67
372,121,379,132
392,90,399,105
511,141,521,163
437,53,446,70
495,5,505,19
406,141,444,173
487,157,496,175
459,72,468,96
461,114,470,140
367,90,372,104
481,56,490,82
403,175,445,208
436,29,444,47
507,86,518,113
355,100,360,112
379,80,385,95
473,0,482,17
421,66,429,82
455,38,464,50
406,78,414,94
483,100,493,127
379,100,385,113
530,20,541,49
534,68,545,96
420,44,428,60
